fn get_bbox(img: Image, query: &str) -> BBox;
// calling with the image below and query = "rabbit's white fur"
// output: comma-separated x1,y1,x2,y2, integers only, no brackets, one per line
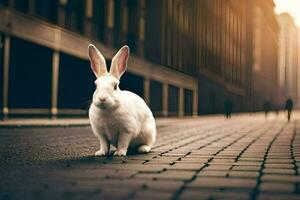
88,44,156,156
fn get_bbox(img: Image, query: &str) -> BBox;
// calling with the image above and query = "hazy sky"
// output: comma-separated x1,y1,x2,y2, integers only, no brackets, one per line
274,0,300,26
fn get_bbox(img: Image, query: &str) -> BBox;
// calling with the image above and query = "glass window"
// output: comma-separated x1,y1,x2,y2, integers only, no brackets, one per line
65,0,85,33
8,37,52,108
168,85,179,116
14,0,29,13
184,89,193,116
150,80,163,116
34,0,59,23
58,52,93,109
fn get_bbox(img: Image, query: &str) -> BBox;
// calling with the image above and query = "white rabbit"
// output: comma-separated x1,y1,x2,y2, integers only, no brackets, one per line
88,44,156,156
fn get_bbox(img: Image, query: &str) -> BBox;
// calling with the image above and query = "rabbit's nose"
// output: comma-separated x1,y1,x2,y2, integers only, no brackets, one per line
99,97,107,103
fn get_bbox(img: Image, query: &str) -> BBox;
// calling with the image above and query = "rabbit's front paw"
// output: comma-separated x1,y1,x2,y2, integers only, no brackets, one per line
113,149,127,156
95,149,107,156
138,145,151,154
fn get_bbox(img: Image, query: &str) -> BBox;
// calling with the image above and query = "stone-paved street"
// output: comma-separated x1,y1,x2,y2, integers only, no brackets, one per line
1,114,300,200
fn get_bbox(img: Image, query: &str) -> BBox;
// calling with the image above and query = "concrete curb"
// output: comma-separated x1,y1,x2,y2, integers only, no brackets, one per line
0,118,90,128
0,116,203,128
0,112,289,128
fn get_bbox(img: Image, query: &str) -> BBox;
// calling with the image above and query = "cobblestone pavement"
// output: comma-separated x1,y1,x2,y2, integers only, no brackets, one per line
1,113,300,200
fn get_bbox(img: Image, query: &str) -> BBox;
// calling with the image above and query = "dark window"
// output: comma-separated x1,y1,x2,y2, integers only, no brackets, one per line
184,89,193,116
65,0,85,33
150,80,162,116
168,85,179,116
34,0,59,23
119,72,144,98
113,0,123,48
127,0,139,55
0,0,9,7
209,92,216,113
58,52,94,109
0,35,3,111
14,0,29,13
92,0,105,41
8,37,52,108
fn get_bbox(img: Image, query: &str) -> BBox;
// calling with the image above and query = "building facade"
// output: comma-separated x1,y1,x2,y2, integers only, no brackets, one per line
196,0,249,114
144,0,249,114
0,0,287,118
277,13,299,105
251,0,282,111
298,28,300,108
0,0,198,119
146,0,282,114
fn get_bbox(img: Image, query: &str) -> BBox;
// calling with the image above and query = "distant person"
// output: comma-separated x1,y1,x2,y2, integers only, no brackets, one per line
224,99,233,119
274,106,279,116
285,98,293,122
263,101,271,117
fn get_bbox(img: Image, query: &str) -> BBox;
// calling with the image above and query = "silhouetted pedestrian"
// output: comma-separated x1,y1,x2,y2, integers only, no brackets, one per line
224,99,233,119
275,107,279,116
263,101,271,117
285,99,293,122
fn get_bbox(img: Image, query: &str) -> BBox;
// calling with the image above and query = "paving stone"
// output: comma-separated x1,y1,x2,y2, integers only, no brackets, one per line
228,171,259,178
167,163,205,171
259,182,295,193
263,168,295,175
188,177,256,189
162,153,186,157
264,163,294,169
1,115,300,200
100,163,168,173
179,189,251,200
135,170,195,181
177,157,209,163
232,165,261,171
90,179,144,190
204,164,232,171
132,191,173,200
257,194,300,200
238,157,263,162
265,159,293,164
197,170,228,177
139,180,184,192
261,175,300,183
210,158,236,163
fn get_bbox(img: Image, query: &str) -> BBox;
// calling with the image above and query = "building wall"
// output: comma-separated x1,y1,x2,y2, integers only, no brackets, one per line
0,0,286,117
252,0,281,111
298,28,300,108
144,0,197,76
144,0,249,114
0,34,4,115
0,0,198,118
144,0,282,114
196,0,248,114
277,13,298,104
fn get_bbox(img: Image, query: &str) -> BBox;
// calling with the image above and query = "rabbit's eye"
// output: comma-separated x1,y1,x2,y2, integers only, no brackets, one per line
114,84,118,90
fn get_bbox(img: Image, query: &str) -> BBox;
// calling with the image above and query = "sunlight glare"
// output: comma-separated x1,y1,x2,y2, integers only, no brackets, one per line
274,0,300,26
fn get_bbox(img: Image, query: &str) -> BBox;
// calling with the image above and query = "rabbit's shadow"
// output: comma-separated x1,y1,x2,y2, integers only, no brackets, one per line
50,148,144,167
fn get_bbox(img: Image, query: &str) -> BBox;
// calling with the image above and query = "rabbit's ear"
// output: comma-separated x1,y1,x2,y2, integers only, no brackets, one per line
88,44,107,77
110,45,129,79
